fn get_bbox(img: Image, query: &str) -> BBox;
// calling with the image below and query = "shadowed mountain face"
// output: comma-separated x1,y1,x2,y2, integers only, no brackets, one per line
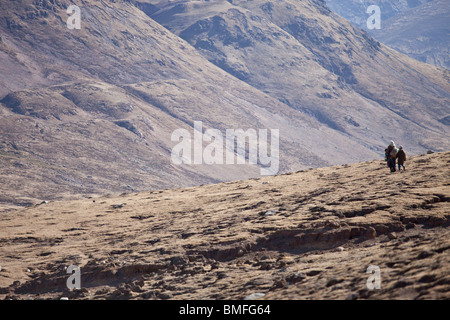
372,0,450,70
0,0,449,208
139,0,449,150
325,0,434,29
325,0,449,70
138,0,450,138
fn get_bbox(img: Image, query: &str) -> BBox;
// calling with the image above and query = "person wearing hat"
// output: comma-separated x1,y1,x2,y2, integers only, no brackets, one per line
386,141,398,172
396,146,406,172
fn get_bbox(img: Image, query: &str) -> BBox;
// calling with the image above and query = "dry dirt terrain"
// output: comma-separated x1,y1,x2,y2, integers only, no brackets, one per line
0,151,449,300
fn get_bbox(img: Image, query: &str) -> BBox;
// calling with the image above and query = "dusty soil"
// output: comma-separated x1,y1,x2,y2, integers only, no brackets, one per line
0,152,449,300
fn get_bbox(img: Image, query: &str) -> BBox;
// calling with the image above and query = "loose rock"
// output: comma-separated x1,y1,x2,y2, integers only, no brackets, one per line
418,250,435,259
346,293,358,300
243,292,265,300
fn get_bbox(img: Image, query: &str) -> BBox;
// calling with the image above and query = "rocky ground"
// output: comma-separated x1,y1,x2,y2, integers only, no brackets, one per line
0,151,449,300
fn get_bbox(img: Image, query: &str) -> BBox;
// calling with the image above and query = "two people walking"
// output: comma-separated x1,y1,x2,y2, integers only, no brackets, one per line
385,141,406,173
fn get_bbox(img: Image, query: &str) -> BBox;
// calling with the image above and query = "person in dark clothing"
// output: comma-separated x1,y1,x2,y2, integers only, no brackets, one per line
386,141,398,172
396,146,406,171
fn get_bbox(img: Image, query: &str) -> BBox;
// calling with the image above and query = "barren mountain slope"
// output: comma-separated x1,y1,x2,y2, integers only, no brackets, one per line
372,0,450,70
0,152,448,300
139,0,450,154
1,0,383,209
325,0,449,69
325,0,433,29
